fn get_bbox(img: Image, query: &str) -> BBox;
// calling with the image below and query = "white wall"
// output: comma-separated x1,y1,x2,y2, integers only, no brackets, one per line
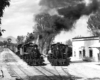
92,48,99,61
72,38,99,61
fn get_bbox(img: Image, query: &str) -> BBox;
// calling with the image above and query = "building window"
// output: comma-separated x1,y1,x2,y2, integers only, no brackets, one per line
89,49,93,57
83,49,85,57
74,51,76,57
79,51,82,57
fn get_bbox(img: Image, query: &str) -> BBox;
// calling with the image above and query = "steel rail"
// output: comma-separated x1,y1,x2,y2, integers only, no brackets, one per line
40,66,61,79
33,66,53,80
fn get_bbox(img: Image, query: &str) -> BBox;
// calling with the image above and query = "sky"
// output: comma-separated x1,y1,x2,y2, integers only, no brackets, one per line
1,0,40,38
1,0,91,43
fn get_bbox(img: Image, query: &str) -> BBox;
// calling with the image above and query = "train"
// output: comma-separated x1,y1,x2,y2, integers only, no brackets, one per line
16,42,72,66
47,43,71,66
16,43,45,66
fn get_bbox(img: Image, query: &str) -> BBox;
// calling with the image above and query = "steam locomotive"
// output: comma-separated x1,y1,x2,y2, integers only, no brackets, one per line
47,43,71,66
16,43,44,66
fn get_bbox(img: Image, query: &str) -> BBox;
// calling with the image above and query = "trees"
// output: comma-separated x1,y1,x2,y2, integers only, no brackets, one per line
25,33,35,43
0,0,10,21
0,28,6,36
16,36,25,44
3,40,7,47
66,39,72,47
7,38,12,43
87,10,100,36
7,38,12,48
0,0,10,36
34,13,56,55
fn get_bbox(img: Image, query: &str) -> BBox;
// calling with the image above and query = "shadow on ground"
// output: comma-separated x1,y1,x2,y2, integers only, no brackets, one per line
85,77,100,80
20,75,82,80
70,61,91,64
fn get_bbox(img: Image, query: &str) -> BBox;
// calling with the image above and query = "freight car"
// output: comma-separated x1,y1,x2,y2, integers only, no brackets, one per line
47,43,71,66
16,43,44,66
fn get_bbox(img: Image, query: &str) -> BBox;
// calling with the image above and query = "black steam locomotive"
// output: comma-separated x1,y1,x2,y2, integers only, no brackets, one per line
16,43,44,66
47,43,71,66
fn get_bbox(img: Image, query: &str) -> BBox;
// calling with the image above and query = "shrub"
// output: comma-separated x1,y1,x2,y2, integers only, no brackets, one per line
83,57,93,62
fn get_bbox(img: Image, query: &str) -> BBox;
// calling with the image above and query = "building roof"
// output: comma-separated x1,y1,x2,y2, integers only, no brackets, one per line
73,36,99,39
72,36,99,41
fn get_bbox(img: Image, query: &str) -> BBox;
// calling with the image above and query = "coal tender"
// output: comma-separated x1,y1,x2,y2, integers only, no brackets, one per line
48,43,71,66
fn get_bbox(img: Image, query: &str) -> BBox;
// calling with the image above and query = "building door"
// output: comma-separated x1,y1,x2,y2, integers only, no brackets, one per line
98,53,100,61
89,49,93,57
83,49,85,57
79,51,82,58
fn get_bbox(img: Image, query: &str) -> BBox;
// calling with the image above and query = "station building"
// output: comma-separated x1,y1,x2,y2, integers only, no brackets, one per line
72,36,100,62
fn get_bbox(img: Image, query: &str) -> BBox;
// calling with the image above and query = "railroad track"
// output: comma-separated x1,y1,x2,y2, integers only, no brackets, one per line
62,64,88,79
4,61,30,80
6,64,24,80
17,64,72,80
33,66,54,80
15,63,64,80
33,66,70,80
61,66,77,79
17,65,32,80
17,65,54,80
2,49,74,80
40,66,61,76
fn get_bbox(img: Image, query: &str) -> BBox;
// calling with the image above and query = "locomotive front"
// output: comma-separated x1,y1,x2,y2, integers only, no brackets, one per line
17,43,44,66
48,43,70,66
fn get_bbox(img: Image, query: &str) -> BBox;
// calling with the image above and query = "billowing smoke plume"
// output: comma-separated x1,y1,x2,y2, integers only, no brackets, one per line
39,0,83,9
38,0,99,33
34,0,100,54
57,0,99,20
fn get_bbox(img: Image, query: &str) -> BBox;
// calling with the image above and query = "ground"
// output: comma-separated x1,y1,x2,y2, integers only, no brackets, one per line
0,48,100,80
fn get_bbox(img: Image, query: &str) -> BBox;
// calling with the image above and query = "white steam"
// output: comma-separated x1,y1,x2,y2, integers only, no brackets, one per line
83,0,92,6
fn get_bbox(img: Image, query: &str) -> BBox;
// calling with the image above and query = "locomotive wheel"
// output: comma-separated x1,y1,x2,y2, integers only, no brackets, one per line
55,60,57,66
36,60,40,66
57,61,59,66
36,61,39,65
62,61,65,65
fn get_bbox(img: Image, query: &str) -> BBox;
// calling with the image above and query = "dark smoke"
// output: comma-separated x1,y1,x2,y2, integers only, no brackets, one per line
39,0,83,9
57,0,99,20
36,0,100,37
52,15,74,32
38,0,100,32
34,0,100,54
